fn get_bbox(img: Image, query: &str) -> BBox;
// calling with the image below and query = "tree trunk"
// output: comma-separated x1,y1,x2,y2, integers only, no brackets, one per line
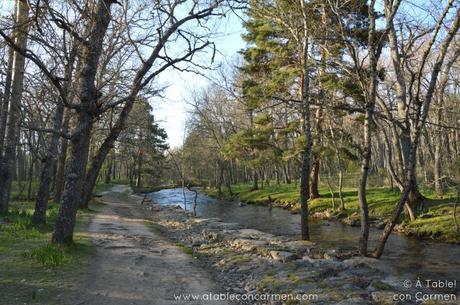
275,166,280,185
27,156,34,200
54,110,70,203
52,0,113,243
112,159,117,181
16,140,26,182
104,157,112,184
32,100,65,224
372,182,411,258
434,106,443,198
260,170,264,189
229,159,235,184
300,37,311,241
283,163,291,184
129,167,133,186
309,158,320,199
79,96,137,209
356,0,386,256
0,47,14,158
0,0,29,214
52,116,92,243
338,169,345,210
33,40,76,222
310,105,323,199
104,110,114,185
50,158,57,195
329,125,345,210
225,165,233,195
251,169,258,191
217,164,224,195
405,173,423,220
358,104,372,256
372,3,460,257
372,129,421,257
136,149,142,188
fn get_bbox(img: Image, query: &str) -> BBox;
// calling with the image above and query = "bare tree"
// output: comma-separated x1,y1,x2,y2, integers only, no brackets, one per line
32,41,77,224
329,0,402,255
78,0,228,209
0,0,29,213
372,0,460,258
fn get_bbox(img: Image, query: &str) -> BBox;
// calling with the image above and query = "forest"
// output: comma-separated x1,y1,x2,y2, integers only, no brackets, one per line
170,0,460,257
0,0,459,304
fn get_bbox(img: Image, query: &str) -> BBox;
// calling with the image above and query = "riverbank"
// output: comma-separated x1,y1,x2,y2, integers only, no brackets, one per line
203,184,460,244
94,181,179,194
132,184,179,194
132,182,204,194
141,202,459,305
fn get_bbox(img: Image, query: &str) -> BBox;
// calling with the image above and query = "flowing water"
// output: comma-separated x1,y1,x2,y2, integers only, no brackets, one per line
147,188,460,285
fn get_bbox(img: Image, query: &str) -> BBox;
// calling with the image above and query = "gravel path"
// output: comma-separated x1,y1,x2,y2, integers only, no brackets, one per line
63,185,230,305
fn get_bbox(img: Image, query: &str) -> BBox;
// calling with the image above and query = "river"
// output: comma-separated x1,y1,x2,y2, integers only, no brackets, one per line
147,188,460,285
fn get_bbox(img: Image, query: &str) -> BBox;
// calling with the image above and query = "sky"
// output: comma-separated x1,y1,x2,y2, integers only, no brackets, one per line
0,0,246,149
151,0,437,149
151,13,246,148
1,0,440,149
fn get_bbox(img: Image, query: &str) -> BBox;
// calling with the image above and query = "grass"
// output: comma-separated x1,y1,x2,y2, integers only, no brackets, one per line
94,182,119,194
23,243,75,267
9,180,40,201
0,199,103,304
176,242,195,256
204,182,460,243
143,220,164,233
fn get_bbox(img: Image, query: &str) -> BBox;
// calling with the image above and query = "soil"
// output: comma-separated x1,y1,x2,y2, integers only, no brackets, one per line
60,185,230,305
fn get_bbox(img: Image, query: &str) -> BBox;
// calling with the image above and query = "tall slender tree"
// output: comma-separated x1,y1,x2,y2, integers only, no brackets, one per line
0,0,29,214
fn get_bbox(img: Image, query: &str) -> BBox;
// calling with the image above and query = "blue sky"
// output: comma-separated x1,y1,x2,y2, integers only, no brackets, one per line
152,13,246,148
0,0,246,149
154,0,439,148
1,0,443,148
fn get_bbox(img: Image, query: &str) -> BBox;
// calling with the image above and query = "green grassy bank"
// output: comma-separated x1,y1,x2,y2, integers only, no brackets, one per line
204,183,460,243
0,197,103,304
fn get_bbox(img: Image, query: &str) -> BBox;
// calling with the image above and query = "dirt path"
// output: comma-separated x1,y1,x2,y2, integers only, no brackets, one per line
62,185,230,305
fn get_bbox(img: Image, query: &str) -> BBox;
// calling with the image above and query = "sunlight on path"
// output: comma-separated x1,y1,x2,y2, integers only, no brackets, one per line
61,185,229,305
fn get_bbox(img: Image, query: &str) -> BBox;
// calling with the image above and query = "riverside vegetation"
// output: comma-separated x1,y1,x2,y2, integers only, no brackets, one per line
141,200,459,305
204,183,460,244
